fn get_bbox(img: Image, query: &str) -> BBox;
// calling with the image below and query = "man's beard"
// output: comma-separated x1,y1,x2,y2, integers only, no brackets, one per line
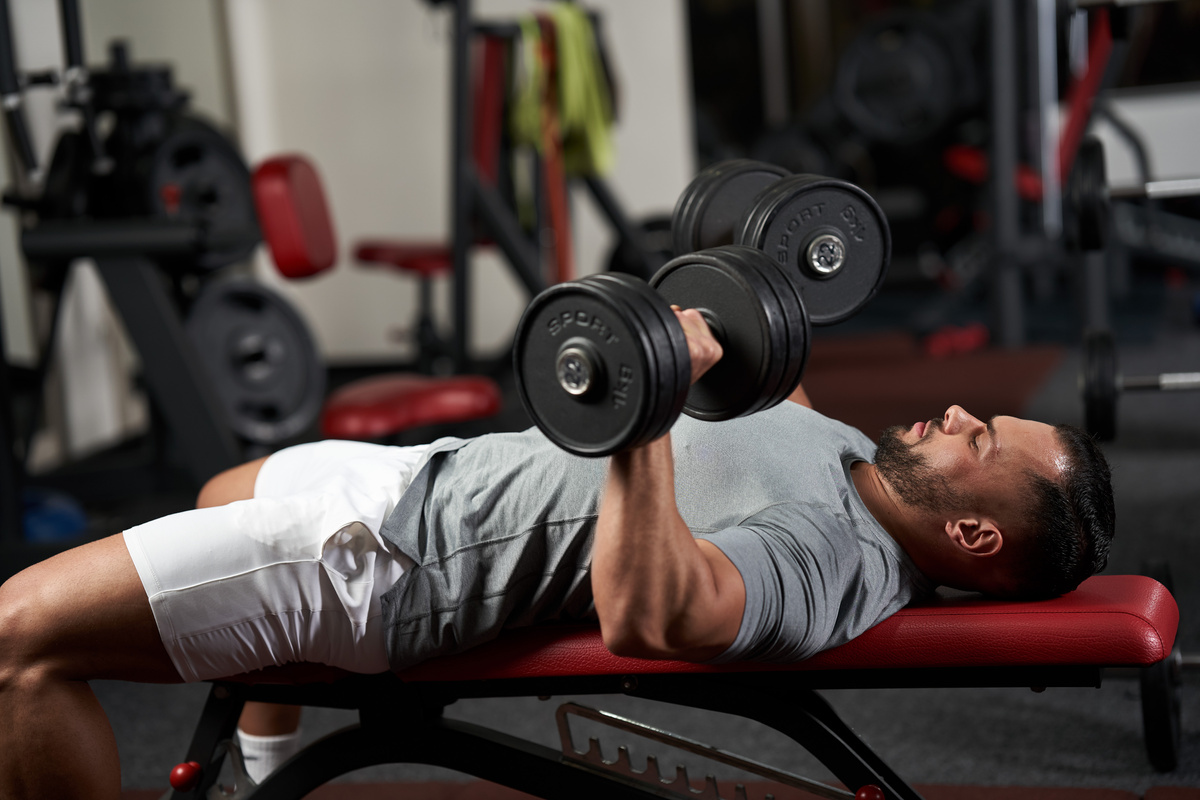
873,422,968,514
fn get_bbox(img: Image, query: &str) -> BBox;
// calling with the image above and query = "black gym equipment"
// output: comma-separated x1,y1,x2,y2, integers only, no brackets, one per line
1138,560,1184,772
671,159,791,257
651,246,811,422
831,7,982,147
1080,329,1200,441
1064,136,1110,253
672,161,892,327
1064,136,1200,441
514,165,892,457
1065,134,1200,255
512,272,690,457
422,0,671,371
736,174,891,326
185,281,326,447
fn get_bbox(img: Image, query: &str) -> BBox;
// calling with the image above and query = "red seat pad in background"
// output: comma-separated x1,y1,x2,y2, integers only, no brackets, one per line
320,374,502,440
355,240,453,278
397,575,1178,682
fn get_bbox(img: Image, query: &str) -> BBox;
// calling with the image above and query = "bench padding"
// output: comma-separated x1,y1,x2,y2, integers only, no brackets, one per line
398,575,1177,682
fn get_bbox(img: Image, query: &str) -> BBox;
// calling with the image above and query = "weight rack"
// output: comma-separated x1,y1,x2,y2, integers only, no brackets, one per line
432,0,662,371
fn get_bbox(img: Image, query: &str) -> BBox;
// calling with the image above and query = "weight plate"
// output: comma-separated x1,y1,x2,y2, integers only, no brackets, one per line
589,274,690,444
651,247,789,421
832,12,969,145
582,275,674,449
737,174,890,326
148,116,258,272
1082,329,1118,441
672,159,791,257
721,245,812,409
1066,136,1109,252
672,245,794,412
514,277,667,456
186,280,325,445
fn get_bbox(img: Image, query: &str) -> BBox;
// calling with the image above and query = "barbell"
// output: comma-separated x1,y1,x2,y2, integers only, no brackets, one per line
1081,329,1200,441
1067,135,1200,252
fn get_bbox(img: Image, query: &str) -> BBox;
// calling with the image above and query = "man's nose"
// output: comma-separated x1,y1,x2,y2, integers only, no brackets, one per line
943,405,985,435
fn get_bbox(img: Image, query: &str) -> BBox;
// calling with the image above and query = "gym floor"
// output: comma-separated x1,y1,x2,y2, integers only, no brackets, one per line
70,271,1200,796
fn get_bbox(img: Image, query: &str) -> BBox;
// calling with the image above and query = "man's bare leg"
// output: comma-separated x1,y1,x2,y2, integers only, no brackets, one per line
0,534,183,800
196,458,303,741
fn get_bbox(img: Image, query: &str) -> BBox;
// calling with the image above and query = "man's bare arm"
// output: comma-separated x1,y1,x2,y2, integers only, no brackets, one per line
593,436,746,660
787,383,813,408
591,308,746,661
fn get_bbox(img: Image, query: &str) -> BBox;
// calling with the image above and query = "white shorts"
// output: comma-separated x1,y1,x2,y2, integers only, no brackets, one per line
124,439,444,682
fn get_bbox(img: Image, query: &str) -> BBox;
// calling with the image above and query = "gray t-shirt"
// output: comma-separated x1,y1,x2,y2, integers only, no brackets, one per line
378,403,932,670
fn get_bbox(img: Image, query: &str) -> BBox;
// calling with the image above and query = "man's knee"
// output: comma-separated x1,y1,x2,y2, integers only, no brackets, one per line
196,456,269,508
0,570,56,684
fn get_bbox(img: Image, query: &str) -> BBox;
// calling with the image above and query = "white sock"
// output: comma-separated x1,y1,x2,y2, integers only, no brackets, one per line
236,727,303,784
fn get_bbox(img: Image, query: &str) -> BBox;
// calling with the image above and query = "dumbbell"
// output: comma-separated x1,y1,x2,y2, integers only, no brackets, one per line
513,245,813,456
512,164,892,456
1081,329,1200,441
672,159,891,326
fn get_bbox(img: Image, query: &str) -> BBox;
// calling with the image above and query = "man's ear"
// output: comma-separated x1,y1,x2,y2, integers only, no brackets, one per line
945,518,1003,557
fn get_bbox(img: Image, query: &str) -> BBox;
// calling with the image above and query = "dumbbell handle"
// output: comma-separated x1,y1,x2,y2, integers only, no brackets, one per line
1119,372,1200,392
1109,178,1200,201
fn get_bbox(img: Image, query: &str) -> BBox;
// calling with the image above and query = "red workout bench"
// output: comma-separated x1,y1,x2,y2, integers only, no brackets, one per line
164,574,1177,800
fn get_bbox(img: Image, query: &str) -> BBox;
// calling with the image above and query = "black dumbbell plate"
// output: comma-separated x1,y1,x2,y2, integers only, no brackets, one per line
514,277,679,456
652,247,791,421
672,159,791,256
738,174,890,325
588,274,691,444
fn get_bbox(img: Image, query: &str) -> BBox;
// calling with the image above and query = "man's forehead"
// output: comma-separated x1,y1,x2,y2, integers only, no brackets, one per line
995,416,1064,476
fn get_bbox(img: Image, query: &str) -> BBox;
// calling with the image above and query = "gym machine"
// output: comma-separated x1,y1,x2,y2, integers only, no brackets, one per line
0,1,325,555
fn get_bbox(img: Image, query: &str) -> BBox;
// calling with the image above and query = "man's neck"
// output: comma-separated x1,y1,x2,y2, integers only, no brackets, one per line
851,462,939,582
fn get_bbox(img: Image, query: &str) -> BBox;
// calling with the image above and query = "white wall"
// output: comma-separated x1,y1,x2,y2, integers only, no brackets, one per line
224,0,696,364
1093,84,1200,187
80,0,234,127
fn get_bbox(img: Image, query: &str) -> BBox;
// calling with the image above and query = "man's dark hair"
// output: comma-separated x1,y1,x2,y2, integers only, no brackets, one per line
1002,424,1115,600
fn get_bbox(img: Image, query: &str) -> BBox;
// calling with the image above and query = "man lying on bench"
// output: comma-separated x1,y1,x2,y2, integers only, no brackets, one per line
0,307,1115,800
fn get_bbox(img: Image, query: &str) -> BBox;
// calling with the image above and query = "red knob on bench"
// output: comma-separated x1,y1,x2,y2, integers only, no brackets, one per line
855,786,885,800
169,760,202,792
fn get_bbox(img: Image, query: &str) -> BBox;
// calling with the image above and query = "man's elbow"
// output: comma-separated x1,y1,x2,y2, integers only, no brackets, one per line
599,613,719,662
600,616,666,659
